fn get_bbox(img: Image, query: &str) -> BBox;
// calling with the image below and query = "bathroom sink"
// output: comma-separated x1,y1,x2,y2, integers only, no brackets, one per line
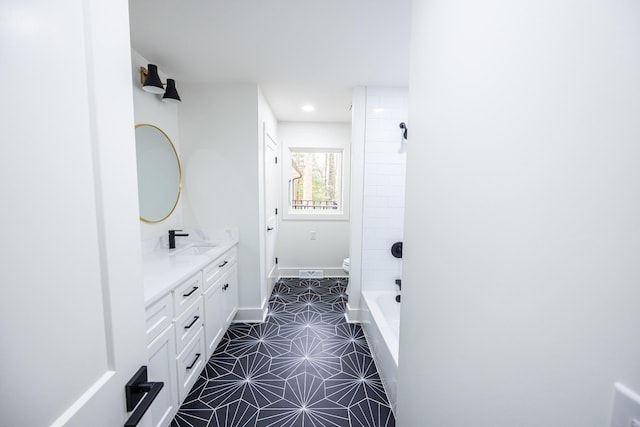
173,245,217,256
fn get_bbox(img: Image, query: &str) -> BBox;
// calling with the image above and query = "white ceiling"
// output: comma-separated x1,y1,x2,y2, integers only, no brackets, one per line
128,0,412,123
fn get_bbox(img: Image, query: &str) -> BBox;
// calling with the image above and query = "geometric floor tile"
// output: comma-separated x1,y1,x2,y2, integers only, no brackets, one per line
171,277,395,427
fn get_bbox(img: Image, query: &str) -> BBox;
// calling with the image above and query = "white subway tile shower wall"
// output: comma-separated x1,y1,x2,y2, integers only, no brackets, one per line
361,87,408,292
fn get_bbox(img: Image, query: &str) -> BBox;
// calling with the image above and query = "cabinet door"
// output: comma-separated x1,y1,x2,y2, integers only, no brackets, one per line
147,325,179,427
203,284,225,360
223,265,239,324
145,294,173,343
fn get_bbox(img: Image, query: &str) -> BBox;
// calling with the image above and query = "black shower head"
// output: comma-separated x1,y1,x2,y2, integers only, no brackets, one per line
399,122,407,140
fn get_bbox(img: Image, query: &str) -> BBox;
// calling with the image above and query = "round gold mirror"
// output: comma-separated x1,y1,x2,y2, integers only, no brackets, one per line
134,124,182,223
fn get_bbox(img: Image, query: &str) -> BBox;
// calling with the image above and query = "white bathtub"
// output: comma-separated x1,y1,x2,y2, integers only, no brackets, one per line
361,291,400,414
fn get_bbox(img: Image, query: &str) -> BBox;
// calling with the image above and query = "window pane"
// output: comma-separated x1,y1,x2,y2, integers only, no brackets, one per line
290,150,342,212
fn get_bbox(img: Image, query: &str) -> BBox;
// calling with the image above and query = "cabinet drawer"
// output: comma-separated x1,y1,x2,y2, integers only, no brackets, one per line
176,329,205,401
145,294,173,343
202,248,237,291
173,272,203,316
175,298,204,355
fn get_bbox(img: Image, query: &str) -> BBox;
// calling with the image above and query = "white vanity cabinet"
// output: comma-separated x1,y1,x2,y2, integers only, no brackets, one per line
146,323,179,427
202,248,236,290
144,272,204,425
222,264,238,324
203,266,238,359
203,282,224,359
203,248,238,359
173,290,205,401
144,294,179,427
143,244,239,426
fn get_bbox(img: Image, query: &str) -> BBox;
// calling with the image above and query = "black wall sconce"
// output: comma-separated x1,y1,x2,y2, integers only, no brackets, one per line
139,64,181,103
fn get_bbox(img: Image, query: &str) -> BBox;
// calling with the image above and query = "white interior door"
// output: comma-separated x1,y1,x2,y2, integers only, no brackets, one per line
0,1,150,426
265,130,279,286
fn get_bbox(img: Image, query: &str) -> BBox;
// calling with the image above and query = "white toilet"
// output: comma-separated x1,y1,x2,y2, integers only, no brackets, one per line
342,257,350,274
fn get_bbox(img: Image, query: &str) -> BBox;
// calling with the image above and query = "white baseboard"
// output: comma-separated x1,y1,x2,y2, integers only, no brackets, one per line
278,267,348,278
345,302,363,323
269,274,278,295
233,301,268,323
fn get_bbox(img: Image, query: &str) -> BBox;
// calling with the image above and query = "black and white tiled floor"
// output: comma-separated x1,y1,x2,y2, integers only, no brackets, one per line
171,277,395,427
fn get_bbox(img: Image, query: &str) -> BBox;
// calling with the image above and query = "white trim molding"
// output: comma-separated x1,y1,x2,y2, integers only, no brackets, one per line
344,302,364,323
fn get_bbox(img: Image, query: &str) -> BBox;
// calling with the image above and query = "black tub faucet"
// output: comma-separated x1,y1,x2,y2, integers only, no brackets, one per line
168,229,189,249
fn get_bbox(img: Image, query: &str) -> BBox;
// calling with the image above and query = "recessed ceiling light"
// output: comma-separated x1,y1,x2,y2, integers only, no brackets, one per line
301,105,315,112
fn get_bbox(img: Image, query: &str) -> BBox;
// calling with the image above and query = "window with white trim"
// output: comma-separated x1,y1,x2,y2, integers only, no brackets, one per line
287,148,345,217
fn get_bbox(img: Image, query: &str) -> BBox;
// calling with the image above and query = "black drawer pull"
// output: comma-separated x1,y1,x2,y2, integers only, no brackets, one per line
222,283,229,291
182,286,198,297
184,316,200,329
186,353,201,370
218,260,228,268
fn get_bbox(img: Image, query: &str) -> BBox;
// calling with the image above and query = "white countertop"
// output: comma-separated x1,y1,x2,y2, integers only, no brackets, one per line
141,238,239,307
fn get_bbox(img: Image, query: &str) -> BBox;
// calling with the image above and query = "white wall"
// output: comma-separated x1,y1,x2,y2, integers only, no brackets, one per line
178,83,266,319
398,1,640,426
131,50,182,241
361,87,408,291
277,122,351,275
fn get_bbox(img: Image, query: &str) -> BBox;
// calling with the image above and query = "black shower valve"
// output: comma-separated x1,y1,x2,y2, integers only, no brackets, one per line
391,241,403,258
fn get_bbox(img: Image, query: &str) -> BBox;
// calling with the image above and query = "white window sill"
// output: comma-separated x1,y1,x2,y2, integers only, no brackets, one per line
283,211,350,221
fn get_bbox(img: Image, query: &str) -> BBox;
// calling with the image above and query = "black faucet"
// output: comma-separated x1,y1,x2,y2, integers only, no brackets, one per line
168,229,189,249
